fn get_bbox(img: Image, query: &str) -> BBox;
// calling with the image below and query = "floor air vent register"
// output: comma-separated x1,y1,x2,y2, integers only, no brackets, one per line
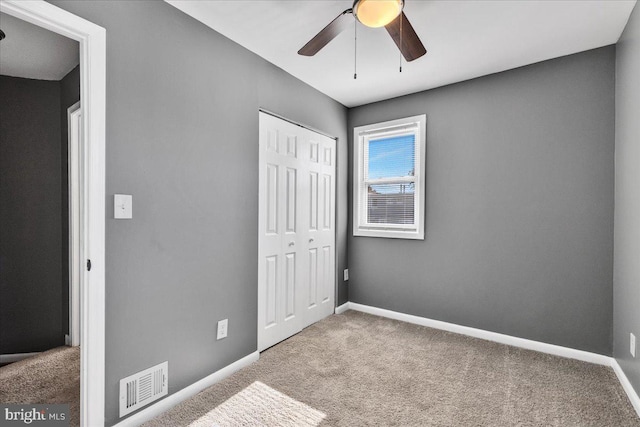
119,361,168,417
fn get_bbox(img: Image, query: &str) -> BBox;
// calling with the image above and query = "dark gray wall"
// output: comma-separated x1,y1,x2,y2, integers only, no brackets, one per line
49,2,348,425
348,46,615,356
614,3,640,396
0,76,64,354
60,65,81,336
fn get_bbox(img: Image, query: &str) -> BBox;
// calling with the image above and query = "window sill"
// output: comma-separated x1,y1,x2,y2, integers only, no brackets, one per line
354,228,424,240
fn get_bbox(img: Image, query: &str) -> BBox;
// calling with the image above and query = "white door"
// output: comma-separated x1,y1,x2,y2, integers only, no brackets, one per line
304,131,336,327
258,112,336,351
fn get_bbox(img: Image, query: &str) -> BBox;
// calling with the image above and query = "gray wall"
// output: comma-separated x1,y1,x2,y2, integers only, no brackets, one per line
348,46,615,356
0,76,64,353
49,2,348,425
60,65,81,336
614,3,640,396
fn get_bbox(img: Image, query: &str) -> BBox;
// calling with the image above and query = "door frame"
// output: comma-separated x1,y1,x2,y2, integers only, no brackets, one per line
0,1,106,425
68,101,81,348
257,109,338,351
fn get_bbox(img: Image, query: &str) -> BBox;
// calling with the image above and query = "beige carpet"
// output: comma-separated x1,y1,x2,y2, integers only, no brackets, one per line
189,381,326,427
147,310,640,427
0,346,80,427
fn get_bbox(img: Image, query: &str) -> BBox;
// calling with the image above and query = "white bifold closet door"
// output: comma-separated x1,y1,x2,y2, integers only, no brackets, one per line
258,112,336,352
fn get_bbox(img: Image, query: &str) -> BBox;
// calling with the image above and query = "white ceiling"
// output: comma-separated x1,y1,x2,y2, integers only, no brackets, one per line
0,12,79,81
166,0,636,108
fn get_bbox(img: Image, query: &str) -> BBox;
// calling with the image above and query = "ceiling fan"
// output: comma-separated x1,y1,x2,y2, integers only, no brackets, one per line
298,0,426,62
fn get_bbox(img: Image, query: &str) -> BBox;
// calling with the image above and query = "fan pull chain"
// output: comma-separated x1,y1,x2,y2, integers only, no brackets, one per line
399,14,403,73
354,19,358,79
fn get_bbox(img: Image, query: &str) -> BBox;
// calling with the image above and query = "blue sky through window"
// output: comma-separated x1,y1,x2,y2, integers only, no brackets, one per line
368,134,415,180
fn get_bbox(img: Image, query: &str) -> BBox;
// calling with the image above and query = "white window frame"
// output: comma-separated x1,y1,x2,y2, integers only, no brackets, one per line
353,114,426,240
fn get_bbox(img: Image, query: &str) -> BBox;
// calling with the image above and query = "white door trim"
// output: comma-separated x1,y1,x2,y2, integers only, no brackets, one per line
0,2,107,425
68,101,81,348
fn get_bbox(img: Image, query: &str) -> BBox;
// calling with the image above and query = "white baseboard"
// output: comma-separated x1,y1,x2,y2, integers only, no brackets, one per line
611,359,640,418
347,302,611,365
114,351,260,427
0,352,40,364
335,302,350,314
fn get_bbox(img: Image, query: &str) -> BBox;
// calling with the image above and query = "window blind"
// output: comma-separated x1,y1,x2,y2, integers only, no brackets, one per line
362,133,416,227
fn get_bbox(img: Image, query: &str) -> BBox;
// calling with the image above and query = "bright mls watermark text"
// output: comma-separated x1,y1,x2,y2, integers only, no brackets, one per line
0,405,69,427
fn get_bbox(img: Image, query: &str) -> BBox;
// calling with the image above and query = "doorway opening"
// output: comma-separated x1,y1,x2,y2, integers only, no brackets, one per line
0,1,106,425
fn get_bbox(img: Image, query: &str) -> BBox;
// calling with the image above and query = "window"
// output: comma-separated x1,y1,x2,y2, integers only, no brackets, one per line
353,115,426,239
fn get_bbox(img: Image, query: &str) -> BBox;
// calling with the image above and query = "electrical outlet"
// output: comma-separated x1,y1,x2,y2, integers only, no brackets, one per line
217,319,228,340
631,333,636,358
344,269,349,281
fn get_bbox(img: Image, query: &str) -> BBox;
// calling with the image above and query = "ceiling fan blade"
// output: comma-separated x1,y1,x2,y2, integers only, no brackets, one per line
385,12,426,62
298,9,354,56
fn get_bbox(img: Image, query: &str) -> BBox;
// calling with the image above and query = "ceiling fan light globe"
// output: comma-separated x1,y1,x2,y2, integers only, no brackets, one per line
354,0,404,28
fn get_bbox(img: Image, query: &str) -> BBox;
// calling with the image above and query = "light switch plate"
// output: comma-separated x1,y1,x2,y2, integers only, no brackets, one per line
114,194,132,219
631,333,636,358
344,269,349,281
217,319,228,340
